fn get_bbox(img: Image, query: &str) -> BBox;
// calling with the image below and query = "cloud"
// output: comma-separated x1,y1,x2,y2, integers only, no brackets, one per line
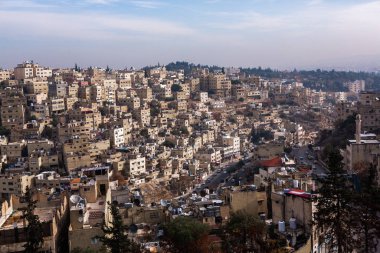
0,10,195,39
0,0,56,9
307,0,323,6
85,0,118,4
130,0,164,9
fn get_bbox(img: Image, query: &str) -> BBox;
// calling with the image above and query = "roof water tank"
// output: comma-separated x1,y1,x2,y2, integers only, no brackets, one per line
278,221,286,232
293,180,299,188
289,218,297,230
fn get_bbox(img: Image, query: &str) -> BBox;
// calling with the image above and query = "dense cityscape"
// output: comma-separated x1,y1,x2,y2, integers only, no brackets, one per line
2,0,380,252
0,61,378,252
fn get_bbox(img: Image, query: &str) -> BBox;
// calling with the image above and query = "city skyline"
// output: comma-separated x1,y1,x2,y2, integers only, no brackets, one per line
1,0,380,70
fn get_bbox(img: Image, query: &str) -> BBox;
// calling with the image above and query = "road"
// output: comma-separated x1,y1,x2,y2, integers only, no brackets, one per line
290,146,328,176
179,145,328,199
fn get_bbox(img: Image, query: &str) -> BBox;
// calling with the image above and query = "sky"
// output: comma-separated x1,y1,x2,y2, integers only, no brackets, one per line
1,0,380,70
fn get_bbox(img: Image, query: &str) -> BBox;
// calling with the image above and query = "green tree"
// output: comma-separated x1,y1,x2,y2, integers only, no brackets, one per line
71,247,106,253
162,217,210,253
171,84,183,92
19,187,44,253
162,140,175,148
97,202,141,253
150,100,161,117
351,166,380,253
0,125,11,137
179,126,189,135
140,129,149,139
222,211,269,253
51,115,59,127
313,149,356,253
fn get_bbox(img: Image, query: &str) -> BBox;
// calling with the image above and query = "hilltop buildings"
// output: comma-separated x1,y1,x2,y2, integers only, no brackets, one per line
0,61,375,252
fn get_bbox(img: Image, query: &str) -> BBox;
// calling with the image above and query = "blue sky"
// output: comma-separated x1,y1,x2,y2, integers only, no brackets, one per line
1,0,380,70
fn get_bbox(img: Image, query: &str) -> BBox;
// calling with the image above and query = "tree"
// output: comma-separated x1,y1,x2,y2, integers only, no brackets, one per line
351,165,380,253
97,201,141,253
313,149,356,253
139,129,149,139
171,84,182,92
162,140,175,148
150,100,161,117
161,217,210,253
222,211,269,253
179,126,189,135
51,115,59,127
19,187,44,253
71,247,107,253
0,125,11,137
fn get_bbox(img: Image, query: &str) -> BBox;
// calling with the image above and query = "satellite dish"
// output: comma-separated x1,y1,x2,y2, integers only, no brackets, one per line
78,217,83,223
160,200,167,207
70,195,82,204
76,203,85,209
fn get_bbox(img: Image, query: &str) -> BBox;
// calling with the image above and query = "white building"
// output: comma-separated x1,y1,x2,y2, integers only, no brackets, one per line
111,127,125,148
126,155,146,177
347,80,365,93
222,135,240,154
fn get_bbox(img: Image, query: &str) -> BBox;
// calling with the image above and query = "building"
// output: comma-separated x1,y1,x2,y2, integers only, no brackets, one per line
347,80,365,93
1,94,26,130
110,127,125,148
14,62,52,80
343,114,380,172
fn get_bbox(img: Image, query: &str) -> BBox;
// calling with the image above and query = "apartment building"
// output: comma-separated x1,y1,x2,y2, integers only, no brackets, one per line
58,122,92,142
0,70,10,81
222,135,240,154
347,80,365,93
357,92,380,131
0,173,34,198
14,62,52,80
25,80,49,95
110,127,125,148
125,154,146,177
0,94,26,130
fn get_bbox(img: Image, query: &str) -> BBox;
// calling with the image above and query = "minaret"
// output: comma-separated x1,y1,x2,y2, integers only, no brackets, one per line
355,114,362,144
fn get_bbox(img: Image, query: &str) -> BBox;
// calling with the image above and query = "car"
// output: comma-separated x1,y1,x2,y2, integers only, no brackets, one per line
217,169,221,173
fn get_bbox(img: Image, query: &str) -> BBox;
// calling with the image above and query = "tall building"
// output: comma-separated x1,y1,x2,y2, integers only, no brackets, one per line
0,93,26,130
347,80,365,93
14,61,52,80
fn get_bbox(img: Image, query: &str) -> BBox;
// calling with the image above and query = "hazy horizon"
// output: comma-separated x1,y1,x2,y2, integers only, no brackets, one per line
1,0,380,71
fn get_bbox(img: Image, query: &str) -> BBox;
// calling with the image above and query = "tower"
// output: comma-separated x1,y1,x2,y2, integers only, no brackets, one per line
355,114,362,144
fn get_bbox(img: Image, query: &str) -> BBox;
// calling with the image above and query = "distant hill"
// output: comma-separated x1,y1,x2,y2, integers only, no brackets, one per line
142,61,380,92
